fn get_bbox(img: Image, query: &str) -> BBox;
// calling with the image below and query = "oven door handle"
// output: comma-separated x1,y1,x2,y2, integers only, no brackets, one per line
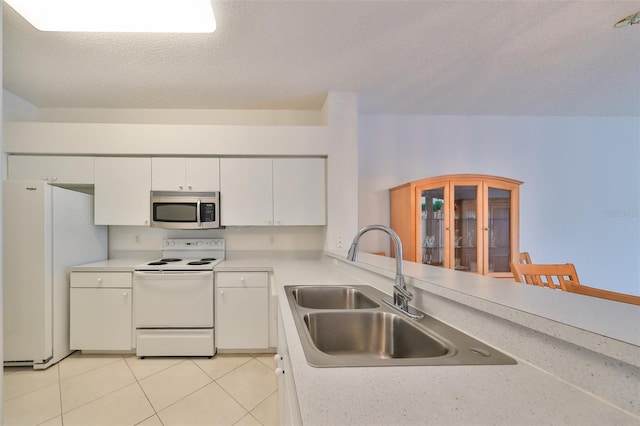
134,270,213,279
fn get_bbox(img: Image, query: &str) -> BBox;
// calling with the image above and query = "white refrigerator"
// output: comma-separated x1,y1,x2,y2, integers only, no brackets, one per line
3,180,108,369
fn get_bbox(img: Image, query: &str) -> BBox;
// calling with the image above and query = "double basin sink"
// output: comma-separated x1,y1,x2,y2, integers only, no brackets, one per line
285,285,516,367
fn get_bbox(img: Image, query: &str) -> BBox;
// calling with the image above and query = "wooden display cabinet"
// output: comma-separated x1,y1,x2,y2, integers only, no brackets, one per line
390,174,522,278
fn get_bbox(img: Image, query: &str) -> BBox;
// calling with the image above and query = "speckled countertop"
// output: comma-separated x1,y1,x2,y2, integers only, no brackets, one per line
272,254,639,425
71,252,640,424
69,258,150,272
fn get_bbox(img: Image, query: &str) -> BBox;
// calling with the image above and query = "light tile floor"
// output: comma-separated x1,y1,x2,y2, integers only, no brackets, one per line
3,352,279,426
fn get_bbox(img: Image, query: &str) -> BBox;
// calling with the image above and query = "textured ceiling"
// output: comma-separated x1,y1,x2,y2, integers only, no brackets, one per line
3,1,640,116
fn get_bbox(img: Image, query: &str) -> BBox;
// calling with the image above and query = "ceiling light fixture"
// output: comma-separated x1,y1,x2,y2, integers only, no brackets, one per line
613,10,640,28
4,0,216,33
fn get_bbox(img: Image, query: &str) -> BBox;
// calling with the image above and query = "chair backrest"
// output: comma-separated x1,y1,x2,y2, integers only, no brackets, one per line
564,282,640,306
518,252,532,264
510,262,580,291
517,252,533,283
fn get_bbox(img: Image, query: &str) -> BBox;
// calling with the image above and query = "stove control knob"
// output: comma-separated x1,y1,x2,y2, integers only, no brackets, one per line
196,241,203,246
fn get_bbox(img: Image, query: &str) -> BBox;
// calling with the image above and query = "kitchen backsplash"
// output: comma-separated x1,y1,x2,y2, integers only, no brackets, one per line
108,225,326,259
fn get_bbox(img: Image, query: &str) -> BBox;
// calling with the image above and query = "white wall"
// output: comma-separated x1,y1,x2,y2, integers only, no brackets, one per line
1,1,5,412
358,115,640,295
2,91,360,255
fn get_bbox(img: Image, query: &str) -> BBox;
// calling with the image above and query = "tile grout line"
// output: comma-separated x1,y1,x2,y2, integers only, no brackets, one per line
58,358,138,417
123,355,164,426
213,357,277,421
57,363,64,426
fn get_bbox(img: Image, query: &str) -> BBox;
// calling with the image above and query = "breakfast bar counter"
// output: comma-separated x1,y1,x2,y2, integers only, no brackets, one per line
224,251,640,425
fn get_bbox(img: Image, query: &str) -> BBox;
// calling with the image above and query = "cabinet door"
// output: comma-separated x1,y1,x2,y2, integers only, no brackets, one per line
273,158,326,225
151,158,185,191
186,158,220,192
8,155,94,184
220,158,273,226
152,158,219,191
94,157,151,225
483,180,520,277
216,287,268,349
416,181,449,267
277,310,303,426
451,183,481,274
70,288,132,351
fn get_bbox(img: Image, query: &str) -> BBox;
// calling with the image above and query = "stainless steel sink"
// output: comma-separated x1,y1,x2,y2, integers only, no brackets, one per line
304,311,449,358
291,286,379,309
284,285,517,367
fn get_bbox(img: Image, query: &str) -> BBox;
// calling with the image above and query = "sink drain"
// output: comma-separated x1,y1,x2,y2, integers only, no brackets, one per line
469,347,491,357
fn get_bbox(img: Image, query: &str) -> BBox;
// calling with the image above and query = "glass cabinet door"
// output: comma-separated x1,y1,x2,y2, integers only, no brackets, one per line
486,187,512,274
419,187,445,267
453,185,478,273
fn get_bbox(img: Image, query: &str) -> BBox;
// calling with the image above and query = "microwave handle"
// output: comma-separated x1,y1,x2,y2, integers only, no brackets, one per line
197,198,201,226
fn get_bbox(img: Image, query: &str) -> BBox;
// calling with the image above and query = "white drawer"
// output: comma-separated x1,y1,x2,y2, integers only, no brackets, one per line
71,272,132,288
216,271,268,288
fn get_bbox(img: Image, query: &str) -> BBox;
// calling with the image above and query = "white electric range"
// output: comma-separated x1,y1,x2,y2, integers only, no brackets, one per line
133,238,225,357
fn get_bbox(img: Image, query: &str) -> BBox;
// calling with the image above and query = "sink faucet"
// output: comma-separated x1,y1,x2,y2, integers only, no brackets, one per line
347,225,423,319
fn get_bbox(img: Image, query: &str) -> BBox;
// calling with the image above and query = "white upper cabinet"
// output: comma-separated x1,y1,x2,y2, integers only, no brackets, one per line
273,158,326,226
220,158,273,226
94,157,152,226
220,157,326,226
151,157,220,192
8,155,95,184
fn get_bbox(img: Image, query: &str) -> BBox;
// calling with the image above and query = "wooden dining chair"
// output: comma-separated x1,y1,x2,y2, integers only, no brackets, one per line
510,262,580,291
517,252,533,283
564,282,640,306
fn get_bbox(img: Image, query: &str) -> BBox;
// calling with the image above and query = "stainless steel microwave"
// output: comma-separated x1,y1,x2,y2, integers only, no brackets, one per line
150,191,220,229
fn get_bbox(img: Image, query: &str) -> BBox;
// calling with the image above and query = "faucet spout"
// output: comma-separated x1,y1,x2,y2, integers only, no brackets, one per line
346,225,423,319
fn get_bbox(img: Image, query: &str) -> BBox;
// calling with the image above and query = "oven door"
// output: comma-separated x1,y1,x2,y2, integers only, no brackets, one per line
133,271,214,328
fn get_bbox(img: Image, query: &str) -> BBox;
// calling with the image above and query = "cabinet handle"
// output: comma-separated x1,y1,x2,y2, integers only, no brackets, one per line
122,292,129,296
240,277,246,282
219,290,224,295
484,227,490,231
97,278,103,283
188,185,192,190
274,353,283,362
274,367,285,376
51,177,58,182
179,185,184,190
445,227,451,231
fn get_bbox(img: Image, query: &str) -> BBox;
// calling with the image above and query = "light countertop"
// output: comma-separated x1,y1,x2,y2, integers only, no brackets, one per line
70,251,640,424
272,253,640,425
69,258,150,272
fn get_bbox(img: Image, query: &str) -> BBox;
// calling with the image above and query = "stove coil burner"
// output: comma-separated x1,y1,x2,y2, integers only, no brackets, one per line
200,257,217,261
187,261,211,266
148,261,168,266
160,258,182,262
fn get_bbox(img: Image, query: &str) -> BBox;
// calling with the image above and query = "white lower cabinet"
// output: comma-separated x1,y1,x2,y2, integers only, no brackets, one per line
276,308,302,426
70,272,134,351
215,272,269,350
